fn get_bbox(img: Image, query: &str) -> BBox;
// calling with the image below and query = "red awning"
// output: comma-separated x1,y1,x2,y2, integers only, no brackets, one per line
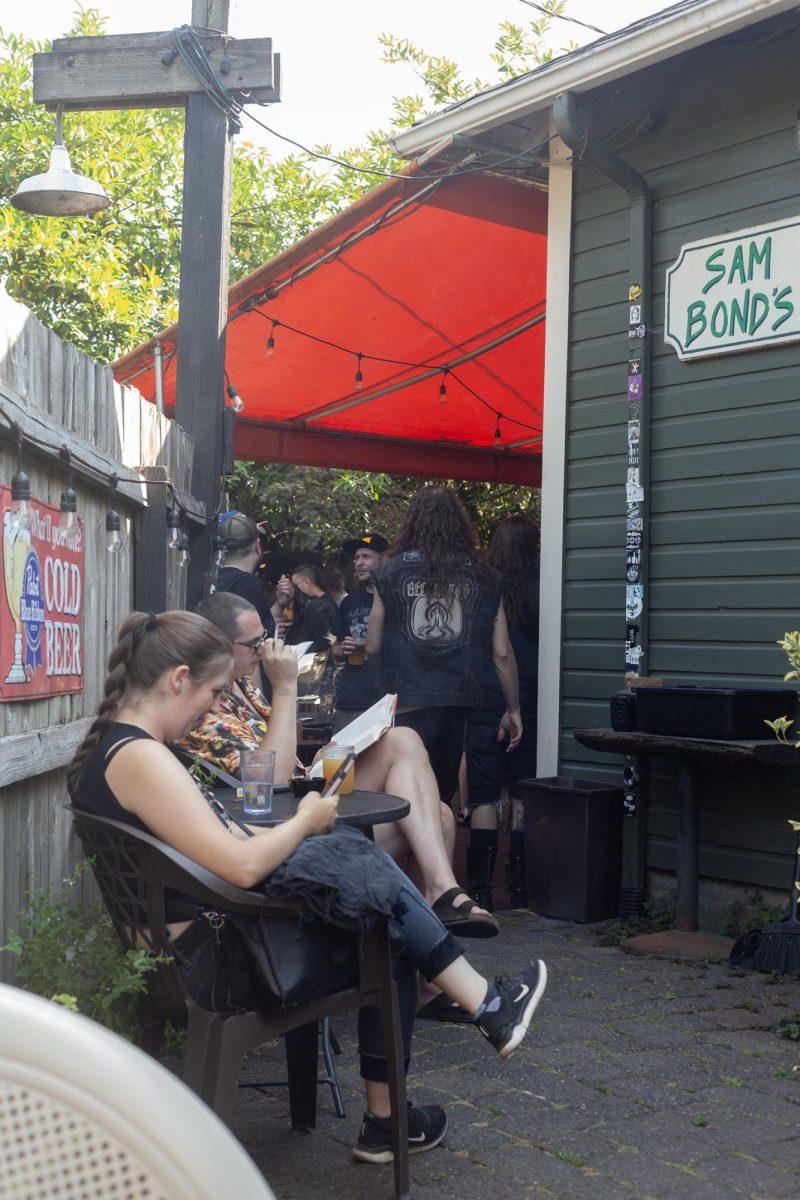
114,169,547,485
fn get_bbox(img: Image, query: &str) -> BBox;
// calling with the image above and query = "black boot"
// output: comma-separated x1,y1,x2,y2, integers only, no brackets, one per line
467,830,498,912
506,830,527,909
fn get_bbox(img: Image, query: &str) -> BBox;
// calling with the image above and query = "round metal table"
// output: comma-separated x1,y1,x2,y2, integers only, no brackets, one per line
214,787,409,831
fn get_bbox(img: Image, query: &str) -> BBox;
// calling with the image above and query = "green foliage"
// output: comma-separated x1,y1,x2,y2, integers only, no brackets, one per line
721,891,785,940
776,1012,800,1041
764,632,800,743
595,898,676,947
0,860,167,1037
229,461,537,560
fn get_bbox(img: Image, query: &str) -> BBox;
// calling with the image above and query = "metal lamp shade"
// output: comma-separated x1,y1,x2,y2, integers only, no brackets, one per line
11,143,110,217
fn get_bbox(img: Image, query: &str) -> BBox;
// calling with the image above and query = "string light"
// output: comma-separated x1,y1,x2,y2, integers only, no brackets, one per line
224,370,245,414
247,308,543,438
105,508,122,555
57,485,78,537
354,353,364,392
493,414,503,448
8,468,31,533
165,505,182,552
266,318,279,358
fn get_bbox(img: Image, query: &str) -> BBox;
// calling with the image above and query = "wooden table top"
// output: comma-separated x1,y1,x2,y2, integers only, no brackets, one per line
214,787,410,829
573,727,800,767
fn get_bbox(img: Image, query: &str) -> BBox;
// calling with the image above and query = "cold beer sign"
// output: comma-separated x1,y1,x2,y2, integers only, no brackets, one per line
665,217,800,360
1,486,84,700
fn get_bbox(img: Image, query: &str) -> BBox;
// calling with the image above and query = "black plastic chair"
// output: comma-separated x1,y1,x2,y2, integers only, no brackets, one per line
70,808,410,1200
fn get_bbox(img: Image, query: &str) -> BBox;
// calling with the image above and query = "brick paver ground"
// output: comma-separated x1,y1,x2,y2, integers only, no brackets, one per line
233,912,800,1200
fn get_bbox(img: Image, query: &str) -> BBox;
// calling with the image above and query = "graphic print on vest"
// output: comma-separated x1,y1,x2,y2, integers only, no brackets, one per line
400,573,478,653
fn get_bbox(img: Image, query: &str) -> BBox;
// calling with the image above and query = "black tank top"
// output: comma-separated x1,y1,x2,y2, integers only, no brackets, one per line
72,722,199,921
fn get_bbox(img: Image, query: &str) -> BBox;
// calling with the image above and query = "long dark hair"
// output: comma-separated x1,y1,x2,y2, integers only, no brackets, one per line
67,611,232,797
488,514,540,629
391,487,481,599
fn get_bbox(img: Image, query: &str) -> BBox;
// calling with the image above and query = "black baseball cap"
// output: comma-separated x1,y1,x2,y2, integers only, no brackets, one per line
219,512,259,553
342,533,389,555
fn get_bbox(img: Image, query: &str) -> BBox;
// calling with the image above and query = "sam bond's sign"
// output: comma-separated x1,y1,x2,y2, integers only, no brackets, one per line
665,217,800,360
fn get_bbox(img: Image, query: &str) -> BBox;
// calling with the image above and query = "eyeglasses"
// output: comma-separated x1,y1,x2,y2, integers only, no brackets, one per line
235,631,268,652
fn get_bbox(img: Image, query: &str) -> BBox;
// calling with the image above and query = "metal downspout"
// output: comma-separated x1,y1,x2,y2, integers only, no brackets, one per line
553,91,652,916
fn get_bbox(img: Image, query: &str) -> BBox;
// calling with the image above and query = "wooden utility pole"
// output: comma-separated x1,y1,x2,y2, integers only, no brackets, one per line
174,0,233,603
32,4,278,607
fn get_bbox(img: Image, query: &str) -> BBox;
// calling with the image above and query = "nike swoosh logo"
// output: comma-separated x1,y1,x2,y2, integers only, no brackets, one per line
409,1133,428,1143
514,984,530,1004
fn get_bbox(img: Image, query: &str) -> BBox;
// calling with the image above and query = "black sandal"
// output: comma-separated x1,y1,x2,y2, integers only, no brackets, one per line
432,887,499,939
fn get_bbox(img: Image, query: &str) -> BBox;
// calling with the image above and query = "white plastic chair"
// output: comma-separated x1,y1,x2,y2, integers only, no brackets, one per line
0,983,275,1200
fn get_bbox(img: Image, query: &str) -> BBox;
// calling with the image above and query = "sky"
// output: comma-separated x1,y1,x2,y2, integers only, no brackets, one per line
8,1,670,159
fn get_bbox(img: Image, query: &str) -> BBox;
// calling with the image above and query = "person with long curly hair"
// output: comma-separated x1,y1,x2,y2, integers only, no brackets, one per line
367,487,523,933
466,514,540,911
68,609,547,1166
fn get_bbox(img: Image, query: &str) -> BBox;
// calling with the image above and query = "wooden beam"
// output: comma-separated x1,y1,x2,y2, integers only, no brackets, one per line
234,420,542,486
0,719,91,788
33,32,277,111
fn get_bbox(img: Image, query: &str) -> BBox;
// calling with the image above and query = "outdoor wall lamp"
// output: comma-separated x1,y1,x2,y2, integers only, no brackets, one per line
11,105,111,218
8,470,32,533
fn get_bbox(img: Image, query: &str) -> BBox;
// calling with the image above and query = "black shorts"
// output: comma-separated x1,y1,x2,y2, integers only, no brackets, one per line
394,706,469,806
465,712,537,809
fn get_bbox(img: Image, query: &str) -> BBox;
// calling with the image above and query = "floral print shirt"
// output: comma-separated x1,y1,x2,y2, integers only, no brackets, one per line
176,674,271,776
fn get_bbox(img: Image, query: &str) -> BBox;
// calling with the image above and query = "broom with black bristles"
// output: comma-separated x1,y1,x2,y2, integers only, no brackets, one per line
729,822,800,975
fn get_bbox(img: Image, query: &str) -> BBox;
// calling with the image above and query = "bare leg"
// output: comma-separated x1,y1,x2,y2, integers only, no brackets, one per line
470,803,499,831
356,727,487,915
441,800,456,862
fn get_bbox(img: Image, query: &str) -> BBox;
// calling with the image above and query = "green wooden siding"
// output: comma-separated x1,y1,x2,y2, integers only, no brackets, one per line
560,15,800,886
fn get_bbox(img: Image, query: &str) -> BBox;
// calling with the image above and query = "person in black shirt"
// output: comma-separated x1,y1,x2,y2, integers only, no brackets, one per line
215,513,275,639
290,563,342,641
466,515,540,911
216,513,275,696
332,534,388,734
368,488,523,826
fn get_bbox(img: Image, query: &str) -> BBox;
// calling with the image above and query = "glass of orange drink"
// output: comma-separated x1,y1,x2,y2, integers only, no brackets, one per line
322,744,356,794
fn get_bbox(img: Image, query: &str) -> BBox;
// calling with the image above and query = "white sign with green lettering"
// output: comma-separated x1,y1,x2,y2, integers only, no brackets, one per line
665,217,800,360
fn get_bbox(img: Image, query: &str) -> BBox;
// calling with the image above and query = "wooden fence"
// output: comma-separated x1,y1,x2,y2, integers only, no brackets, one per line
0,287,201,975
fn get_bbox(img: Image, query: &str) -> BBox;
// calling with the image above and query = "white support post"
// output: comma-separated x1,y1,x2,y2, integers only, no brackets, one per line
536,128,573,777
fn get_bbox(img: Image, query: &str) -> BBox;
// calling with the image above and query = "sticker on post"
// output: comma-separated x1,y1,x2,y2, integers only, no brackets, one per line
626,532,642,550
623,764,639,787
626,468,644,504
628,284,642,303
623,790,638,817
625,642,643,666
628,324,647,340
628,374,642,398
625,584,644,620
628,420,640,445
628,356,641,375
627,503,641,521
629,304,642,325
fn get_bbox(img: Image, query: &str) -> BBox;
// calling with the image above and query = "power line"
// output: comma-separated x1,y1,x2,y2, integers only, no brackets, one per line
171,24,554,182
516,1,607,37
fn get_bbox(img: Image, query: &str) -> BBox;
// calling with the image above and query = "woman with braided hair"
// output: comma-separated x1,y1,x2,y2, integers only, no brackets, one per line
68,610,547,1165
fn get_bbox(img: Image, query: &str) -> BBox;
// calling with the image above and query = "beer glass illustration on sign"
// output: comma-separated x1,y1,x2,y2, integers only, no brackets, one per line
3,507,31,683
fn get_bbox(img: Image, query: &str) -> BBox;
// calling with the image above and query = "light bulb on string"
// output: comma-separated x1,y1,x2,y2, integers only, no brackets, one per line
212,531,226,569
225,376,245,414
105,508,123,555
57,485,78,539
354,353,364,392
438,370,448,405
493,414,503,449
178,532,191,572
166,505,182,552
266,319,279,358
8,469,31,533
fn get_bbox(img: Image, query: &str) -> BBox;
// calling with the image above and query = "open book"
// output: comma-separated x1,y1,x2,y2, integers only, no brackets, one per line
308,693,398,778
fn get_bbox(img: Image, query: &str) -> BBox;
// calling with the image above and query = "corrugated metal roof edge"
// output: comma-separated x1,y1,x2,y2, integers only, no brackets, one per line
390,0,797,157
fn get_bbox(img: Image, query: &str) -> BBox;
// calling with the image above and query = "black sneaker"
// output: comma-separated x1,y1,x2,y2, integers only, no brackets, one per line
352,1101,447,1164
476,960,547,1060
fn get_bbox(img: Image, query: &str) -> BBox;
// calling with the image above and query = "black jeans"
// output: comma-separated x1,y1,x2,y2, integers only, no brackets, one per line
395,706,469,805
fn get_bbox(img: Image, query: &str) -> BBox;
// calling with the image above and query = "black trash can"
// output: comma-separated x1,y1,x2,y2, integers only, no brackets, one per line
522,777,623,923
